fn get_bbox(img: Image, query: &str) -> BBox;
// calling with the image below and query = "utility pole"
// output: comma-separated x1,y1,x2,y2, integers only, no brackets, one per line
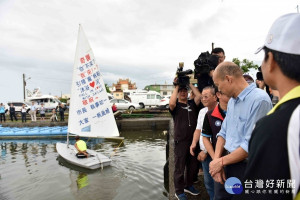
23,74,26,101
297,5,299,13
212,42,214,51
23,74,31,101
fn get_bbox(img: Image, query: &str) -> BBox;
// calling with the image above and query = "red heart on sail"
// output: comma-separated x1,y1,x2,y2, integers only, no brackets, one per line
89,81,95,88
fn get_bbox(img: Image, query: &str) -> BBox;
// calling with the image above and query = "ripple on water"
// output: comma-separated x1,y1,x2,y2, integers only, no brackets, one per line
0,131,168,200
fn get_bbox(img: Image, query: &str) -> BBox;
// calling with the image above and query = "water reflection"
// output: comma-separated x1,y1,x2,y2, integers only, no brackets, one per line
76,172,89,190
9,142,18,153
1,149,6,158
0,131,168,200
40,144,47,157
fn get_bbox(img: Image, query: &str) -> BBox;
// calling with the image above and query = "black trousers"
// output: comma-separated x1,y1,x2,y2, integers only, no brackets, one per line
59,111,64,121
10,112,17,121
214,160,247,200
21,112,26,122
174,141,199,195
0,113,5,122
76,153,87,158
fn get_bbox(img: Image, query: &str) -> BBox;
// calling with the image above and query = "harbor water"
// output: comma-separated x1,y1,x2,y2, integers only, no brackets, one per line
0,130,168,200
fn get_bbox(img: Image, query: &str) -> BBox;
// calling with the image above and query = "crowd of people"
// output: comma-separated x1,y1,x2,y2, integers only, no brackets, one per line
0,102,67,123
170,13,300,200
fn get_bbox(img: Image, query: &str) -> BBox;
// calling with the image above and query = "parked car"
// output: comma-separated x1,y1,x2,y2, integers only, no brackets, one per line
110,99,141,110
159,95,171,109
26,94,66,112
124,90,162,108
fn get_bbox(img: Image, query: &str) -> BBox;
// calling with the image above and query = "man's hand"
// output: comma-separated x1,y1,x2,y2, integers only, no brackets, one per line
209,157,223,177
212,169,226,184
197,151,207,162
190,142,196,156
173,77,178,86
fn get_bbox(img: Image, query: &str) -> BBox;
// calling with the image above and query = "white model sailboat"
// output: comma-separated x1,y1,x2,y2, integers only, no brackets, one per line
56,25,121,169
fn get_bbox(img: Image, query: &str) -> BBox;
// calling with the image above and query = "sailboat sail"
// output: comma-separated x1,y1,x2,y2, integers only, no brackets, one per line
68,25,119,138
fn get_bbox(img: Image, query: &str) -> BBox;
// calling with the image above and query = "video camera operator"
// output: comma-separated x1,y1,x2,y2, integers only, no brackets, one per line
170,48,223,199
190,48,225,199
194,50,220,93
211,47,226,64
169,67,202,199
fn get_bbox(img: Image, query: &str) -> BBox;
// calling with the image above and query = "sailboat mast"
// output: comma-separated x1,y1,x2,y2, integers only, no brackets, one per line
67,132,70,146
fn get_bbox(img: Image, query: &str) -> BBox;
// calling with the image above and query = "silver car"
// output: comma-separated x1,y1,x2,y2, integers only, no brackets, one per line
110,99,141,110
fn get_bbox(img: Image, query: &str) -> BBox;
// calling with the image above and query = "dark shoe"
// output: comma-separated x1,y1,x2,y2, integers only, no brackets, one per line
184,185,200,195
175,193,187,200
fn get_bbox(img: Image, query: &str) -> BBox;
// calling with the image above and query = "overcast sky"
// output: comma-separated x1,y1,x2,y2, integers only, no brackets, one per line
0,0,299,102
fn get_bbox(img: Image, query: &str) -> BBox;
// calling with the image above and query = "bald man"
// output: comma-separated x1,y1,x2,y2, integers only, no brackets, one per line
209,62,272,199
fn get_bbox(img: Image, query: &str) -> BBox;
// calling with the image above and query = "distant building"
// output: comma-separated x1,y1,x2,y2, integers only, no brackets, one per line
62,94,71,99
113,90,124,99
144,82,174,97
111,78,137,99
112,78,136,91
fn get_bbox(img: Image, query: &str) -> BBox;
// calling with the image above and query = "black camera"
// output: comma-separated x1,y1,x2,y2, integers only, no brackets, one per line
194,51,219,92
174,62,193,87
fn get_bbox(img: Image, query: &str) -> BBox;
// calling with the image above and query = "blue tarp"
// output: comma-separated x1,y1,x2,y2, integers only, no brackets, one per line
0,125,68,136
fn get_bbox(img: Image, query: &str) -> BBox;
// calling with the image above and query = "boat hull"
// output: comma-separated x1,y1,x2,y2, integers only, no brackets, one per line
56,142,111,170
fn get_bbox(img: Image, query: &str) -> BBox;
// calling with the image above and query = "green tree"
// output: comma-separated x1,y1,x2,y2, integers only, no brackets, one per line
232,58,259,73
59,98,68,103
105,84,111,93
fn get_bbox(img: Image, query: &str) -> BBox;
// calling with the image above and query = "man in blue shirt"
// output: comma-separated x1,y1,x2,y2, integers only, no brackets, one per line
209,61,272,199
0,103,6,123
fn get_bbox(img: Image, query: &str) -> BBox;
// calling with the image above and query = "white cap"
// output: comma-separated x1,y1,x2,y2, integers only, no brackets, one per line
255,13,300,55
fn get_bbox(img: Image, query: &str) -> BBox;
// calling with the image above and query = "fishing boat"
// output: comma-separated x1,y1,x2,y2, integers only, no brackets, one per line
56,25,122,170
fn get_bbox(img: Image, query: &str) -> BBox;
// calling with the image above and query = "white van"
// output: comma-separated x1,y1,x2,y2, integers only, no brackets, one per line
26,95,63,111
6,102,30,113
128,90,162,108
